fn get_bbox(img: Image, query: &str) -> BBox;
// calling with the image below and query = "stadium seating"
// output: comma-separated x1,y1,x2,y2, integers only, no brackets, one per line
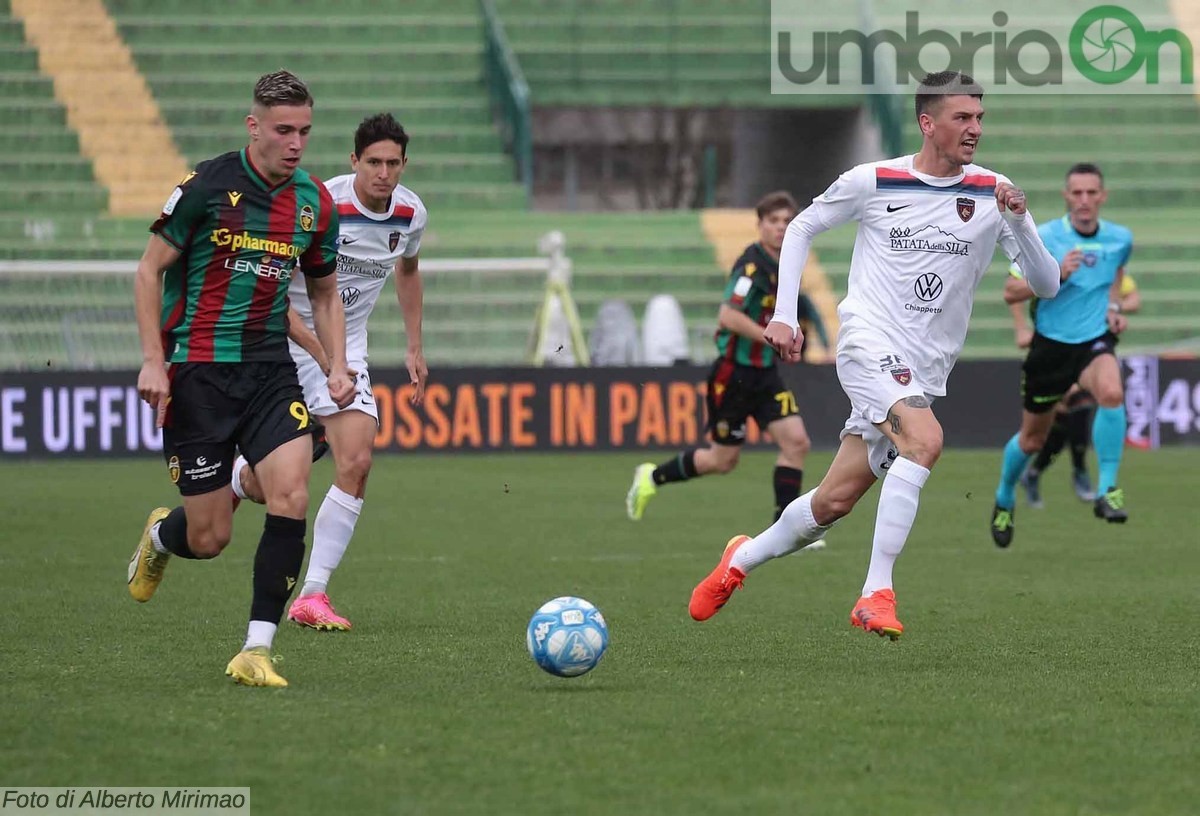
104,0,526,214
0,0,108,215
494,0,858,108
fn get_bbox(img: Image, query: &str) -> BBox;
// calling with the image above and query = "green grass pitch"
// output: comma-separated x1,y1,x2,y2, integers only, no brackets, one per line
2,449,1197,815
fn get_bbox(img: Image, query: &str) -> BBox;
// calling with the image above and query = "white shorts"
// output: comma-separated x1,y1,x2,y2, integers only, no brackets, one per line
294,351,378,422
836,335,934,479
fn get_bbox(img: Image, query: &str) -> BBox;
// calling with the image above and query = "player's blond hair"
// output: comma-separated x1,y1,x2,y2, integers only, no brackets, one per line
252,70,313,110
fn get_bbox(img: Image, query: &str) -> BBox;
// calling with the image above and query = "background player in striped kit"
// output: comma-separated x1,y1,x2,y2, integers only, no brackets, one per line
128,71,355,687
625,192,820,527
235,113,428,631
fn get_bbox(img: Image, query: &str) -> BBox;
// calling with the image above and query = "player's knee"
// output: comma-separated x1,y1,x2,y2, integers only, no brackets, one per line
240,466,265,504
266,483,309,518
338,448,373,486
779,428,810,461
1019,425,1049,452
812,486,855,523
900,429,943,468
1092,382,1123,408
187,525,230,559
711,450,740,474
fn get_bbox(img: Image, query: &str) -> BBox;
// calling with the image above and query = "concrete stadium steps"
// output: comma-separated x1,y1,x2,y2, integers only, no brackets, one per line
105,4,525,216
0,11,107,214
10,0,188,215
493,1,859,106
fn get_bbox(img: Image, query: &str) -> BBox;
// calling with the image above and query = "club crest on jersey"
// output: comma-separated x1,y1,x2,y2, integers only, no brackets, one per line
891,367,913,386
956,197,975,222
299,204,315,232
168,455,180,484
388,231,402,252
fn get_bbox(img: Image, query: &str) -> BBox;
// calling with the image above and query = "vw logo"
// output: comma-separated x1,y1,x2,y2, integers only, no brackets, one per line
341,287,361,307
914,273,943,302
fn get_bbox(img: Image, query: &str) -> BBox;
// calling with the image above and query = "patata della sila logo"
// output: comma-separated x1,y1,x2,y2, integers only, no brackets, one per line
774,5,1195,88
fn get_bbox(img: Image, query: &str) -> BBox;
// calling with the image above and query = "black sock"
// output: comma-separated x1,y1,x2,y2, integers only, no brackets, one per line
1067,407,1093,472
1031,415,1069,473
652,450,698,485
773,466,803,522
250,514,306,624
156,506,200,559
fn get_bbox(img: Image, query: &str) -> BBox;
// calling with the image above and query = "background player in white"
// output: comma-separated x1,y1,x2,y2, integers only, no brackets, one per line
235,113,428,630
688,71,1061,638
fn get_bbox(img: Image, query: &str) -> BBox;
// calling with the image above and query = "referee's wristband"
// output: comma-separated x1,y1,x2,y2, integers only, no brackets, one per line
1108,302,1122,314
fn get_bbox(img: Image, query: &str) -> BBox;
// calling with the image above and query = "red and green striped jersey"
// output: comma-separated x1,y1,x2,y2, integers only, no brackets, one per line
715,243,782,368
149,148,339,363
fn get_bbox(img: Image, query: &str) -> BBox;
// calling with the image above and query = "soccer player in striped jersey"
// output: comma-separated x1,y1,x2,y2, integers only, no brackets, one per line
688,71,1061,638
625,192,821,526
129,71,356,687
233,113,428,631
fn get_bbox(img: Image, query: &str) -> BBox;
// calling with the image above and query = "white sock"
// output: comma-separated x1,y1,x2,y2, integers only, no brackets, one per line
230,455,250,500
730,489,834,574
862,457,930,596
303,485,363,593
244,621,277,651
150,521,169,555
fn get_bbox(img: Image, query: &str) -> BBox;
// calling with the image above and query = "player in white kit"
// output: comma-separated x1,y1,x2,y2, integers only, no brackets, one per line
235,113,428,630
688,72,1061,639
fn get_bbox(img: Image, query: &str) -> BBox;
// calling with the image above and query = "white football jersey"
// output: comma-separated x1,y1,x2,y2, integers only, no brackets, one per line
802,155,1022,395
289,174,427,361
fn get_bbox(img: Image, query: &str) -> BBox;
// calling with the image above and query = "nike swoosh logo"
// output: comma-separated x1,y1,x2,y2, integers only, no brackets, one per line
338,237,358,245
886,204,911,212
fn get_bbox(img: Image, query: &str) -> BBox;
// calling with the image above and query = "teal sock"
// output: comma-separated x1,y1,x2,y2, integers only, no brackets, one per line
995,433,1031,510
1092,405,1126,495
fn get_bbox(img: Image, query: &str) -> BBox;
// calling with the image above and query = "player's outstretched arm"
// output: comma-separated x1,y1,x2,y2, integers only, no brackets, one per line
305,272,355,408
996,181,1059,299
767,167,865,362
134,235,181,423
1003,272,1033,305
395,255,427,404
285,303,331,375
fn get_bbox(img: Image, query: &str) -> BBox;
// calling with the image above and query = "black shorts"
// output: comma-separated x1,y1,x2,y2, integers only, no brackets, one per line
705,360,800,446
162,361,316,496
1021,331,1118,414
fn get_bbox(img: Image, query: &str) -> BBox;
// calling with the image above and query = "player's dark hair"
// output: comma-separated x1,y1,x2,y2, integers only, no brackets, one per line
1066,162,1104,185
252,70,313,109
355,113,409,158
915,71,984,118
755,191,798,221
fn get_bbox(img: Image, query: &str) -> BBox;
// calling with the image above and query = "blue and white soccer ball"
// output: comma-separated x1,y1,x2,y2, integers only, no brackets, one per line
526,596,608,677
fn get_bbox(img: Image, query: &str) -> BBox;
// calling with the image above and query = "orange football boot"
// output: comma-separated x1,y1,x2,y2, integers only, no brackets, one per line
688,535,751,621
850,588,903,640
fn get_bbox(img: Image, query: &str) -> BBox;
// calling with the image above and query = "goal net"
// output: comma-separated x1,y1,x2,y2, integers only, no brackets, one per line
0,235,585,371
